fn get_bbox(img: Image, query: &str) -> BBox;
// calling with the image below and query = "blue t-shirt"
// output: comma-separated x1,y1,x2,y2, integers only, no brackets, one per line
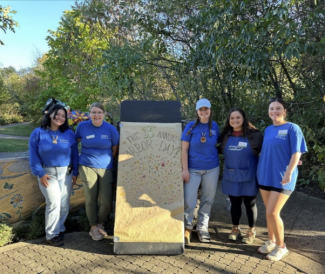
222,136,259,196
257,122,307,191
29,128,79,178
75,120,119,169
181,121,219,170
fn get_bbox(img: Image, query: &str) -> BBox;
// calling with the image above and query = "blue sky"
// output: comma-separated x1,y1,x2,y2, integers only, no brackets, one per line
1,0,76,70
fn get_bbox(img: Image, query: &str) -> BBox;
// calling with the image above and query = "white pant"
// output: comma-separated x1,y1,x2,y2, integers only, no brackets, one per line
38,166,72,240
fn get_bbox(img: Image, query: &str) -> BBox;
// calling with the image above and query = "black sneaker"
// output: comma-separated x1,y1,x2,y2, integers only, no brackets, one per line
47,236,64,247
59,232,65,241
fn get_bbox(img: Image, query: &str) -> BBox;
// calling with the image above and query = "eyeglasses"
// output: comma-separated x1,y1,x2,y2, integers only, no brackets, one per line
90,112,104,115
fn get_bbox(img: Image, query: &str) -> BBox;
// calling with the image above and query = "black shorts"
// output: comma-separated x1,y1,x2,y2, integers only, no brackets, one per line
259,185,292,196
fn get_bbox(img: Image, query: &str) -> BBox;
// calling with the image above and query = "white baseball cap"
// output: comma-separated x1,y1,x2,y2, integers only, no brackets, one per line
196,98,211,110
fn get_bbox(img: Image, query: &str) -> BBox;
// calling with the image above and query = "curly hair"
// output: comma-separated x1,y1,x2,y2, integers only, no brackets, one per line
220,107,257,140
186,109,214,137
40,104,69,132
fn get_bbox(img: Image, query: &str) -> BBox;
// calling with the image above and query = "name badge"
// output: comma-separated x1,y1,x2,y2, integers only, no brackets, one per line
238,141,247,148
278,130,288,135
86,134,95,139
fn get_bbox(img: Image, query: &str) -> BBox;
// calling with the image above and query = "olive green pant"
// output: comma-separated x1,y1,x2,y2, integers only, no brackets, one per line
79,165,113,226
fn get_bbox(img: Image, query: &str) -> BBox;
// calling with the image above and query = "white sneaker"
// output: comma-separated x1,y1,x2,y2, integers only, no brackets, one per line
258,239,276,254
266,244,289,261
242,229,256,244
229,227,241,240
197,230,211,242
89,226,103,241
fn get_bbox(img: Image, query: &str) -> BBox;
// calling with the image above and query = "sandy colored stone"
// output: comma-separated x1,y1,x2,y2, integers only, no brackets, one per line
114,122,183,243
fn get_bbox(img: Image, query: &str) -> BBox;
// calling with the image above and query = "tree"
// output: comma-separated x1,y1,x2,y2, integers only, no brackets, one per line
0,73,10,104
0,63,43,124
0,5,19,45
35,9,115,112
31,0,325,189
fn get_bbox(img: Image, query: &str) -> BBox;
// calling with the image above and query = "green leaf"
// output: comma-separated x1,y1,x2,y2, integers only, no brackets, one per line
3,182,14,190
0,213,12,219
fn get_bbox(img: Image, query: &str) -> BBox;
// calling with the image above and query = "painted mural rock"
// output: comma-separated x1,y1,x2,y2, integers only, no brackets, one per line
0,158,85,223
114,122,184,251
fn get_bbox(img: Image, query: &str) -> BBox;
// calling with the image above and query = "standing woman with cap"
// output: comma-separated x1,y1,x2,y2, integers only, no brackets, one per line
29,104,79,247
257,98,307,261
75,102,119,241
181,98,220,244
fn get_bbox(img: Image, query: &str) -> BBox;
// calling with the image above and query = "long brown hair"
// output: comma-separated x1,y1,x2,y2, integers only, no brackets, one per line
220,107,257,140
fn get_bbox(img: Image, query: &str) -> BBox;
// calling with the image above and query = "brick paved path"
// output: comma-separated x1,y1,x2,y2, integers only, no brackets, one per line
0,231,307,274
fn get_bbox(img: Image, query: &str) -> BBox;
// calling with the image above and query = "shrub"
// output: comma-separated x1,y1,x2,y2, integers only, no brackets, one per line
26,209,45,240
12,209,45,241
0,223,13,247
12,208,91,241
76,208,90,232
64,212,85,232
0,103,24,125
11,207,113,242
299,126,325,191
12,223,29,241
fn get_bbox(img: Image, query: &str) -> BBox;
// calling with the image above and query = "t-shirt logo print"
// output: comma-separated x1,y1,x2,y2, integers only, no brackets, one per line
101,135,110,139
276,130,288,140
228,145,244,151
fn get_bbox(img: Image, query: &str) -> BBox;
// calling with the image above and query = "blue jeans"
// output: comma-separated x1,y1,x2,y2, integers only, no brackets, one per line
38,166,72,240
184,166,220,231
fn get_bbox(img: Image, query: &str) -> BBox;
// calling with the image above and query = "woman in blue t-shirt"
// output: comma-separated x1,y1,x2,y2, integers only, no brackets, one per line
219,108,263,244
76,102,119,241
29,104,79,247
256,98,307,261
181,98,220,244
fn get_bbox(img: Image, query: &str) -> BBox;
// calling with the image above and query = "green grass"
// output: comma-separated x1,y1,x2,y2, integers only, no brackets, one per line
0,124,35,137
0,139,29,152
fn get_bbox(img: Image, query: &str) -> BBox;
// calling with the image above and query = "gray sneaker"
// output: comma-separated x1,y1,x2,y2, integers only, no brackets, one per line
258,239,276,254
89,226,103,241
97,223,108,237
266,244,289,261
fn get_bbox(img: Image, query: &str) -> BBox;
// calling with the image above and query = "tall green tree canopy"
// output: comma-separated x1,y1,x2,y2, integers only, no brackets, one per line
35,9,115,111
0,5,19,45
26,0,325,189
